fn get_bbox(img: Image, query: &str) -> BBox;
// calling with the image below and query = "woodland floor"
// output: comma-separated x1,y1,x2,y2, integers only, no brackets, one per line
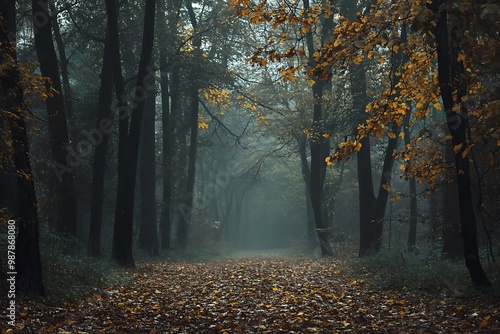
3,254,500,333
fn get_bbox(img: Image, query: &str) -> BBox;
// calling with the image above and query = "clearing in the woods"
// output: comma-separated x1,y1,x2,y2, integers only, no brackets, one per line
5,255,500,333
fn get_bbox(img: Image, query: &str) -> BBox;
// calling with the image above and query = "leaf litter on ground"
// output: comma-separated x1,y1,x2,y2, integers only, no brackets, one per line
3,257,500,333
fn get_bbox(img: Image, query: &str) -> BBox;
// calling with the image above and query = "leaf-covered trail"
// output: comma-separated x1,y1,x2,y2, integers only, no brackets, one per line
7,257,500,333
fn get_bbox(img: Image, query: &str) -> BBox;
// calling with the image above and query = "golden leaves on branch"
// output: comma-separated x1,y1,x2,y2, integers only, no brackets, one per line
232,0,500,187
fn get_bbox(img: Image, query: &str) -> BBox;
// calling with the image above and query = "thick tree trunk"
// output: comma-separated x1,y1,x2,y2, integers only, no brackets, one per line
104,0,130,265
138,73,159,256
1,1,44,295
432,0,490,287
349,63,381,257
351,62,401,257
112,0,156,267
349,15,403,257
441,142,463,258
88,28,114,258
32,0,78,237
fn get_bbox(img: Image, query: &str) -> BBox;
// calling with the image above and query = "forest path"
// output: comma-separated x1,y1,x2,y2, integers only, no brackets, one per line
228,248,299,259
8,257,500,333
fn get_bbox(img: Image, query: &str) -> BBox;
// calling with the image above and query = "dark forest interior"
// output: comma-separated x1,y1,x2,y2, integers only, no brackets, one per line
1,0,500,332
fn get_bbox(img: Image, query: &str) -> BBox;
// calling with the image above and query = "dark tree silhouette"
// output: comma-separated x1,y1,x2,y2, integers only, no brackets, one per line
138,70,159,256
111,0,156,267
431,0,490,288
32,0,78,237
88,27,114,258
1,0,44,295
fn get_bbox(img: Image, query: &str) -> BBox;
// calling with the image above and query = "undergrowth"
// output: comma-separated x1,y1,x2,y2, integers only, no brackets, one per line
39,228,123,305
350,249,473,294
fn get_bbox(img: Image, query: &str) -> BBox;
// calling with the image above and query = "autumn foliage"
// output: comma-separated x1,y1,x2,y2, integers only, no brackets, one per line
229,0,500,186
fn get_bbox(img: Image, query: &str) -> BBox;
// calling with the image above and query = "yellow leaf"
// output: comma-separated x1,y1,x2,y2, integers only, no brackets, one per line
354,141,362,151
198,121,209,130
461,145,471,158
353,54,363,65
392,44,400,53
457,52,466,63
390,193,401,202
453,143,463,154
479,315,491,329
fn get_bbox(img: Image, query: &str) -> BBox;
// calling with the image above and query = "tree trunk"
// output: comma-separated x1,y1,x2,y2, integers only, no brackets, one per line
178,80,199,249
111,0,156,267
441,141,463,258
1,0,44,295
346,9,404,256
407,174,418,252
170,61,188,247
158,0,172,250
49,2,74,131
88,27,114,258
177,0,201,249
403,115,418,252
138,71,159,256
32,0,78,237
349,63,381,257
296,134,316,249
160,72,172,249
431,0,490,287
303,0,332,256
211,198,221,242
